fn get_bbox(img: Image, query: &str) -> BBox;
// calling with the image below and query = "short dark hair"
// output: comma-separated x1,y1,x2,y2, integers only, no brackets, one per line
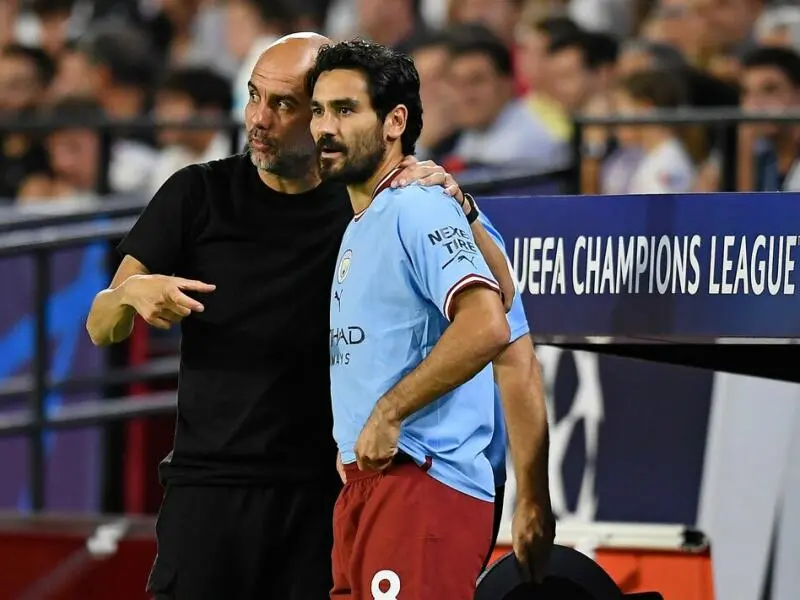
619,69,688,108
235,0,294,31
158,67,233,112
30,0,74,18
741,46,800,87
584,31,619,67
306,39,423,156
446,23,513,76
1,43,56,85
75,24,158,88
533,16,581,39
548,30,608,71
622,39,687,71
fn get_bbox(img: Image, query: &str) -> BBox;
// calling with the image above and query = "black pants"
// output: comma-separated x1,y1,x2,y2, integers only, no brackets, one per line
480,484,506,575
148,482,340,600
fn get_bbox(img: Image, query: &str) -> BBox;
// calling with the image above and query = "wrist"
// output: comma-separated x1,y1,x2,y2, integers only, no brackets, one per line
374,394,403,426
117,275,141,308
461,193,479,225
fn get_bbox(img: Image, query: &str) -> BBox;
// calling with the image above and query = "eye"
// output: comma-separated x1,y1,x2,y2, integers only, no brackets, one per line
248,90,259,103
311,105,324,117
338,106,353,116
277,99,292,110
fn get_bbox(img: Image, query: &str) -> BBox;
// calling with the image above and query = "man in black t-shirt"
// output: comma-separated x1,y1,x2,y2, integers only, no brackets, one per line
86,33,514,600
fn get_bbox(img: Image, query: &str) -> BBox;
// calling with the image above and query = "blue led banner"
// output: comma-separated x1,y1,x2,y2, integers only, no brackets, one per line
480,192,800,338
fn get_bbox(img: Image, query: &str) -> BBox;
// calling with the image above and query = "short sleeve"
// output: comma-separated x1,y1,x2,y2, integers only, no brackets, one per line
117,166,200,275
397,188,500,321
477,212,530,341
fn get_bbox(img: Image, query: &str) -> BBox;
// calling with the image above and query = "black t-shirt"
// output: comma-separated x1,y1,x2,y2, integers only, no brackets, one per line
118,154,353,485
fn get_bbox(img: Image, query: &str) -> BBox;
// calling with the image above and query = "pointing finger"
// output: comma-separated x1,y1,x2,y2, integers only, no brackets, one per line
175,278,216,293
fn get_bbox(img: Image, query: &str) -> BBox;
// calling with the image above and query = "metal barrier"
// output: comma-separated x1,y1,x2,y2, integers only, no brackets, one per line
571,107,800,194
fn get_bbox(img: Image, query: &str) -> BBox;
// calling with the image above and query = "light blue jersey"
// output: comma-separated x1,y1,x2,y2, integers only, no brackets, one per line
329,173,502,502
478,211,531,487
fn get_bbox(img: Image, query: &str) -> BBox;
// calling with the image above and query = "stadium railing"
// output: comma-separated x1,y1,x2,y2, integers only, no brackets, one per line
0,108,794,513
571,107,800,193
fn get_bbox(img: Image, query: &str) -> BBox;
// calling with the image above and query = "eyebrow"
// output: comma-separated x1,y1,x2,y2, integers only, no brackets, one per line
312,98,361,108
248,81,298,104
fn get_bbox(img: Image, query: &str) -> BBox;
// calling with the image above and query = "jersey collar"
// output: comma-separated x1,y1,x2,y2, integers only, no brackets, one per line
354,166,404,222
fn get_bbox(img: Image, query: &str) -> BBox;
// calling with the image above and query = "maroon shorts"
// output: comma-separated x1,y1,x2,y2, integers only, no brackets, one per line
330,457,493,600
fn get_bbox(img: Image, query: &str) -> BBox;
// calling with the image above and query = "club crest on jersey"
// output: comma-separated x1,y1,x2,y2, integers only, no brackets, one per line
338,249,352,283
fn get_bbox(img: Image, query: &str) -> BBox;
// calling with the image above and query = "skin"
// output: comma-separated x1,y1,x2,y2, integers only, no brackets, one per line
493,335,554,582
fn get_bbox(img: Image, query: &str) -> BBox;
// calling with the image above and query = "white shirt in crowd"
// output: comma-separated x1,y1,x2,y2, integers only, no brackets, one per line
147,133,232,198
628,137,695,194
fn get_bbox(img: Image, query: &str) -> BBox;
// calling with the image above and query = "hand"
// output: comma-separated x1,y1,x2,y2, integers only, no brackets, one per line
393,156,463,201
354,407,400,472
336,452,347,484
512,498,556,584
121,274,216,330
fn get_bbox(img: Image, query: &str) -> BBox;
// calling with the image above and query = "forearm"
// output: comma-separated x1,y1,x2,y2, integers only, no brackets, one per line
470,220,515,311
374,291,509,423
86,284,136,346
496,337,550,504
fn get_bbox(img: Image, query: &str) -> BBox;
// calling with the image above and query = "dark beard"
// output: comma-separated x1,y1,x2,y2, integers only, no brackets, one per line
317,127,385,185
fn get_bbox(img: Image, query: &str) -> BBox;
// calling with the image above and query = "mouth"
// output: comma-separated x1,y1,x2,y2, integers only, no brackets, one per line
249,139,272,152
320,150,344,159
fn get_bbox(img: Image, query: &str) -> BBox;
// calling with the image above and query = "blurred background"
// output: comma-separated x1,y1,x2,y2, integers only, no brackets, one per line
1,0,800,599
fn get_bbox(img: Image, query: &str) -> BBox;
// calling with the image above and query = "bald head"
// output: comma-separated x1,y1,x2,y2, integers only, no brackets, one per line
255,32,332,79
245,33,330,182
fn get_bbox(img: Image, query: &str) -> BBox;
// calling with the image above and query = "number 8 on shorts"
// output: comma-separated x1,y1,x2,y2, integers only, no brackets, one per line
371,569,400,600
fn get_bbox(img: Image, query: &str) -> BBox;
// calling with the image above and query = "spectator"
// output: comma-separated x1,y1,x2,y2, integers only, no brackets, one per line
449,0,527,93
516,14,581,93
527,29,617,149
613,69,696,194
639,1,704,63
445,24,570,174
692,0,760,57
227,0,293,120
28,0,76,57
354,0,429,54
50,24,156,120
49,24,159,193
149,67,234,196
739,46,800,191
17,96,102,202
448,0,522,48
407,30,460,162
0,43,54,200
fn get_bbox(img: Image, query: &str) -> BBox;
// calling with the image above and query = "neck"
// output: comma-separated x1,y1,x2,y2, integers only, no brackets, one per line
641,127,673,152
258,168,321,194
347,152,404,215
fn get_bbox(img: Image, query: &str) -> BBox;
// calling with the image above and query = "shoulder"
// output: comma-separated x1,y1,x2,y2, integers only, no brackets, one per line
387,184,462,217
195,153,249,180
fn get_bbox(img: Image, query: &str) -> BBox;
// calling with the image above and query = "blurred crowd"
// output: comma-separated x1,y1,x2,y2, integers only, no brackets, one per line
2,0,800,206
